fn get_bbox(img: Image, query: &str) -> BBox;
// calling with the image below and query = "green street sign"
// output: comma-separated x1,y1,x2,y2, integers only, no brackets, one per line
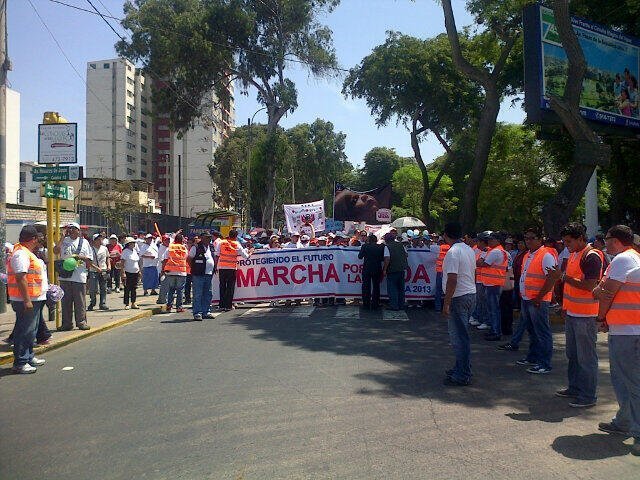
43,183,74,200
32,165,82,182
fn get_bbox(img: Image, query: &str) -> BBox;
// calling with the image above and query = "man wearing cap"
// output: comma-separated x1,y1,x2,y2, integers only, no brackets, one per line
107,234,122,293
299,234,311,248
54,222,93,331
188,233,216,320
8,226,48,374
214,230,252,312
88,233,110,311
139,233,159,296
283,232,301,249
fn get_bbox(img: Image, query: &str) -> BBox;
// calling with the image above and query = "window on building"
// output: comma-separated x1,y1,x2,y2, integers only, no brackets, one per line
127,65,132,71
90,63,96,69
141,96,147,103
126,116,134,124
127,90,133,98
127,103,135,111
141,146,147,153
140,133,147,140
141,108,150,116
127,142,135,150
127,77,134,86
127,168,135,175
127,129,135,137
140,121,147,128
141,171,147,178
29,189,36,194
127,155,135,163
20,171,26,183
141,159,147,165
103,63,110,69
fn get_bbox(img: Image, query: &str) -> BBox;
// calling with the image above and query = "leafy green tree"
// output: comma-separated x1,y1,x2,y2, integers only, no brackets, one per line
359,147,409,191
118,0,339,228
343,32,482,227
440,0,527,231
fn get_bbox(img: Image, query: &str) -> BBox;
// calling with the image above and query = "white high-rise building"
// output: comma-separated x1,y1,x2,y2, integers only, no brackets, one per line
5,87,20,204
85,58,153,181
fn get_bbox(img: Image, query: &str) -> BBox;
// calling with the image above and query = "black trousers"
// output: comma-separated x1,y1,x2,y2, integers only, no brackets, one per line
500,289,514,335
362,270,381,308
219,269,236,309
110,267,121,289
185,274,192,301
124,272,139,305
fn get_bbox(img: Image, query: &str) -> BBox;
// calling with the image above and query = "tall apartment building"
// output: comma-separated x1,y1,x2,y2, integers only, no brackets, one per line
153,83,235,217
86,58,234,216
86,58,153,181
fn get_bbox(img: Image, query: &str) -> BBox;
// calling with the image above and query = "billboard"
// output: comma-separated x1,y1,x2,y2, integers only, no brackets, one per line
38,123,78,164
333,182,392,224
524,4,640,131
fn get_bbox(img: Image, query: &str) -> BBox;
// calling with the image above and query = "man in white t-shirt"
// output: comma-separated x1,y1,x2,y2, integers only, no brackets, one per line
8,226,48,374
88,233,110,311
442,222,477,387
592,225,640,455
53,222,93,331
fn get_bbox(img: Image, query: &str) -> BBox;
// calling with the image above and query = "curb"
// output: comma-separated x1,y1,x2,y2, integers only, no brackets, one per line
0,306,163,366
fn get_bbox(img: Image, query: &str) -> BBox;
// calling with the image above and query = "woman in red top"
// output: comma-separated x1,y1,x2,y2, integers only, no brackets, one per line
106,234,123,293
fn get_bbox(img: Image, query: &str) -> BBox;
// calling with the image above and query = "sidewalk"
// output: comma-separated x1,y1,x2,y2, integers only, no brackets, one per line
0,291,164,365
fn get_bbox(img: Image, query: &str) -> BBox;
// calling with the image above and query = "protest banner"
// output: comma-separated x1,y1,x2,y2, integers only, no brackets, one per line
211,247,437,302
333,183,392,224
283,200,326,235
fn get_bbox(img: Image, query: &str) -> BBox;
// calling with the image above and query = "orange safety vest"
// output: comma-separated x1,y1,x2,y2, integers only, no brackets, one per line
436,244,450,273
474,247,485,284
563,246,604,317
522,247,554,302
606,249,640,325
7,243,43,300
164,243,188,273
482,245,509,287
218,240,240,270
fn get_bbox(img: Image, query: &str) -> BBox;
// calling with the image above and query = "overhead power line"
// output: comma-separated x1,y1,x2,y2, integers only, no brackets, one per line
49,0,350,73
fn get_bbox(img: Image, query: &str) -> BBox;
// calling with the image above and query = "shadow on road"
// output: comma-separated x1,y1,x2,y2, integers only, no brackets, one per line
160,318,201,324
231,307,613,423
552,433,631,460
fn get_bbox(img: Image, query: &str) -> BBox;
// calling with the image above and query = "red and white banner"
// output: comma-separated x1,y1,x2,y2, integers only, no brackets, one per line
211,247,437,302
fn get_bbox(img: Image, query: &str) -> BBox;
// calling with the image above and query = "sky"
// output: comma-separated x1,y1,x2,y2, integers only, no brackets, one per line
8,0,526,169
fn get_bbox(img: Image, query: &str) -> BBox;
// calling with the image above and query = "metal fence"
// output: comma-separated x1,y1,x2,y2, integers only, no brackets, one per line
78,205,194,235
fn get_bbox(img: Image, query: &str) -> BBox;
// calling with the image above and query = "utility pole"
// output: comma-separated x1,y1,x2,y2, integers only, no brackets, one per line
177,154,182,228
0,0,10,313
246,117,251,231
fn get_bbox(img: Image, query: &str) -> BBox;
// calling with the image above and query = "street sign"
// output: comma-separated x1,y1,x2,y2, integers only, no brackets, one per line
43,183,74,201
32,165,82,182
38,123,78,164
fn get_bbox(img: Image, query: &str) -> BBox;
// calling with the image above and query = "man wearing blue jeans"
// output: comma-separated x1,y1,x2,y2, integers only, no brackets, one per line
189,233,216,320
7,226,48,374
442,222,477,387
382,230,407,311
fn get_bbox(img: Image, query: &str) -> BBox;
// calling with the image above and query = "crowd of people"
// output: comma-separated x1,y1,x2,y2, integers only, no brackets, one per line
4,219,640,455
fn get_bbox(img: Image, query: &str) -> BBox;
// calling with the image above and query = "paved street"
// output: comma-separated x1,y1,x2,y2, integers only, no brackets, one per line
1,305,638,479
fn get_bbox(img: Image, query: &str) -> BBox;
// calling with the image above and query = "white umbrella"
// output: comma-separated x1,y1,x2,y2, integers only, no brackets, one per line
389,216,426,229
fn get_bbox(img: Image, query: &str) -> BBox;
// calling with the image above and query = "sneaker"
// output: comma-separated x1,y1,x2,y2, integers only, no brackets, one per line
632,438,640,457
476,323,491,330
131,303,139,309
497,343,519,351
555,388,577,398
77,324,91,331
116,288,121,293
143,291,148,296
194,313,203,321
150,290,158,295
569,399,596,408
12,364,37,374
516,358,538,366
165,305,172,313
99,305,109,311
176,308,185,313
4,337,14,345
36,338,51,346
469,319,481,326
87,305,95,311
124,305,131,310
598,422,630,436
29,357,45,366
443,376,471,387
527,365,552,374
204,312,215,319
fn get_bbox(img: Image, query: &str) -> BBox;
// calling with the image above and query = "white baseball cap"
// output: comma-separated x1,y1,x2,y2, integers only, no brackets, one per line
301,234,310,241
66,222,81,230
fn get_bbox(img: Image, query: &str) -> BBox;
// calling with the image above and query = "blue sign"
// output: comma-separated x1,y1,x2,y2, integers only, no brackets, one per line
324,218,345,232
